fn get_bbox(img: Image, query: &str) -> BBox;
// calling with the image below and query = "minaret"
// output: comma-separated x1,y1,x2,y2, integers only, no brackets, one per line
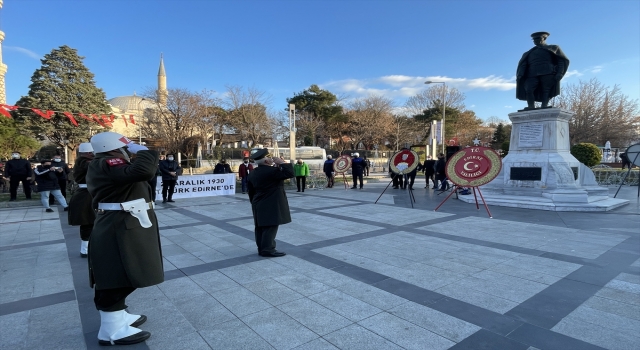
157,53,167,105
0,0,8,104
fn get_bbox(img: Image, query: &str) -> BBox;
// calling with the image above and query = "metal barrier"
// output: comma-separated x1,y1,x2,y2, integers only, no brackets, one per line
590,164,639,186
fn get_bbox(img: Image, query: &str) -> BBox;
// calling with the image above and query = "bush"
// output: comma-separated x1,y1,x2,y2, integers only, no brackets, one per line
571,143,601,166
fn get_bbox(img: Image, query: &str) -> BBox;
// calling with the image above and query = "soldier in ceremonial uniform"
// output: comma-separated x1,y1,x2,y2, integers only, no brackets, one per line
67,143,95,258
247,148,294,257
87,132,163,346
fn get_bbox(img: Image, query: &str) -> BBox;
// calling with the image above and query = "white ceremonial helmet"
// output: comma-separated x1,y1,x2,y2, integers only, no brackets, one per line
78,142,93,153
353,152,359,157
90,132,130,153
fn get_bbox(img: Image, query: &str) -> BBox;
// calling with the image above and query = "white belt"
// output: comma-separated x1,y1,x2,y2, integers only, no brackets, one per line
98,202,154,210
77,184,87,188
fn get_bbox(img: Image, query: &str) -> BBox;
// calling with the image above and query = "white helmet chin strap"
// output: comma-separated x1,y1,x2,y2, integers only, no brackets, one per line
119,147,131,162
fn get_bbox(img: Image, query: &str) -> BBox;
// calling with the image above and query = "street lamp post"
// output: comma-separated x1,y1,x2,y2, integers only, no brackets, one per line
424,81,446,154
289,104,296,163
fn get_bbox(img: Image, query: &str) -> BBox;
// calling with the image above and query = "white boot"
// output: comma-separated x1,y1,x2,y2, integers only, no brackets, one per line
80,241,89,256
98,310,147,345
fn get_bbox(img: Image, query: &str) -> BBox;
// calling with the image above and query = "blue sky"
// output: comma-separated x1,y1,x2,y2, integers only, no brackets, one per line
3,0,639,122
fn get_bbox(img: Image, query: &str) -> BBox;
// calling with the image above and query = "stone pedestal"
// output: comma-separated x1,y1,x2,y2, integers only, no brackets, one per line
458,108,628,211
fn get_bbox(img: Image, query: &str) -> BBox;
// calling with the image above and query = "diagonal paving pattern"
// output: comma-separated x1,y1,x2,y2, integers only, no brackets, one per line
0,180,638,350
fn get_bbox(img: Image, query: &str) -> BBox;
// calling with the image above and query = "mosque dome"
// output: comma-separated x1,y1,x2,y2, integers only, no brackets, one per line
108,95,156,112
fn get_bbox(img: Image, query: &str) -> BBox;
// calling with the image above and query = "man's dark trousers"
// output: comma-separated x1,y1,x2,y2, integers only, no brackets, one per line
10,176,31,200
162,180,176,200
255,225,278,253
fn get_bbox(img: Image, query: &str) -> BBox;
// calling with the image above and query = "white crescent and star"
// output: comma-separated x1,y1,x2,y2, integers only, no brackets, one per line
463,162,479,171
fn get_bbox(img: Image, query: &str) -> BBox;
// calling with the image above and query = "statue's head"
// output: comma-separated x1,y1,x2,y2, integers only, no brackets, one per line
531,31,550,46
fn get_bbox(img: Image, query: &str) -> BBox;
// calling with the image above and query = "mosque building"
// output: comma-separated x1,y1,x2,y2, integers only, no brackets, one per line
105,54,167,139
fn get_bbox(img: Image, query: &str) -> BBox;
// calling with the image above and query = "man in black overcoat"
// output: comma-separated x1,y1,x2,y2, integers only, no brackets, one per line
4,151,32,201
247,149,294,257
87,131,163,346
159,153,181,203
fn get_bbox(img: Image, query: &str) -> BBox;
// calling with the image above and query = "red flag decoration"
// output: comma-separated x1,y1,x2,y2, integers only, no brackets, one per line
90,114,107,127
121,114,128,127
0,104,18,118
62,112,79,127
129,114,136,124
99,115,114,127
32,108,56,120
77,113,93,122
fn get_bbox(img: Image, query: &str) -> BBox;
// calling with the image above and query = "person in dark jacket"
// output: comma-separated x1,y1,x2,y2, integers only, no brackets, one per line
213,159,232,174
351,152,366,189
323,155,335,188
34,159,68,212
388,158,404,189
363,156,370,176
405,163,419,190
620,152,632,170
68,143,95,257
435,153,449,191
422,155,437,189
247,149,294,257
49,154,71,205
238,157,253,194
159,153,181,203
87,131,162,346
4,151,33,201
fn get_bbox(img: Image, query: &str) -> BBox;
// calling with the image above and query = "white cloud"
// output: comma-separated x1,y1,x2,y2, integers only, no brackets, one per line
564,70,583,78
589,65,603,73
5,46,39,59
321,74,517,101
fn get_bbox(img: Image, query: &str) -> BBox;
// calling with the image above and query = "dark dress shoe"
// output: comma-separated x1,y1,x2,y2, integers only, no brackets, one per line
64,207,69,211
167,199,175,203
46,208,54,213
130,315,147,328
98,330,150,346
351,187,357,189
80,253,88,258
259,251,286,257
162,199,167,203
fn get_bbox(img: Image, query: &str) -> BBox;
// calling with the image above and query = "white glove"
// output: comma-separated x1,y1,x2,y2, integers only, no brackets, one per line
127,142,148,154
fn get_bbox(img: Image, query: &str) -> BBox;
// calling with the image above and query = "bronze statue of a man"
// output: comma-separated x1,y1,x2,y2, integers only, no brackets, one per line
516,32,570,110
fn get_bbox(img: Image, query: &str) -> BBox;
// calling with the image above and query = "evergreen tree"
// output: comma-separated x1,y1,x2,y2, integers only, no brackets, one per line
492,123,509,149
14,45,111,156
0,117,40,160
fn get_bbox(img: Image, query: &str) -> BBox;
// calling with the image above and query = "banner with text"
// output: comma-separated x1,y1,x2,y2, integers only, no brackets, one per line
155,174,236,199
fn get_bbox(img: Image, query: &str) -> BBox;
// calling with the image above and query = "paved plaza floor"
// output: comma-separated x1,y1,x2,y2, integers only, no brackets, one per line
1,178,639,350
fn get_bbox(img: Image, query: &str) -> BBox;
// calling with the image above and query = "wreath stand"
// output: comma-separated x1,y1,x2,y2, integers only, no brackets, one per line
434,185,493,218
375,174,416,208
614,146,640,198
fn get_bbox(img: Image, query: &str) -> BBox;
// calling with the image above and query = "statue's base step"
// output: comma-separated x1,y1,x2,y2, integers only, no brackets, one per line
457,193,628,212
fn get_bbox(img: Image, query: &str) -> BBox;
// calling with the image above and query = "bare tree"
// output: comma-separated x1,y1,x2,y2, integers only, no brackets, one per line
343,95,395,149
555,78,640,147
142,88,213,154
404,85,466,117
223,85,273,145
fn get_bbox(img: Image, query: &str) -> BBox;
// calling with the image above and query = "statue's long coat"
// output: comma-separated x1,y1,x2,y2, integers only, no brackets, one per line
516,44,570,102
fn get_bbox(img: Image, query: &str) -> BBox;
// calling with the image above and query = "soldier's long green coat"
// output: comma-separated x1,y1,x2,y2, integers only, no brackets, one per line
86,150,163,290
68,156,95,226
247,163,294,227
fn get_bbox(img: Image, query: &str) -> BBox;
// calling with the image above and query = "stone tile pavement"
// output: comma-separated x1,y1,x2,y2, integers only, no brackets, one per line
0,179,639,349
